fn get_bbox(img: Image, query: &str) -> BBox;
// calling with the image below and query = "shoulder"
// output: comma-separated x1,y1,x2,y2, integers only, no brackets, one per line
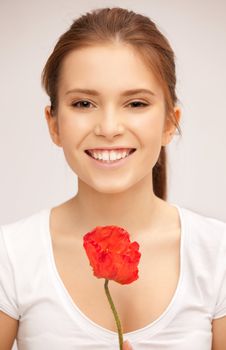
178,206,226,316
179,205,226,243
176,205,226,268
1,208,50,235
0,208,50,257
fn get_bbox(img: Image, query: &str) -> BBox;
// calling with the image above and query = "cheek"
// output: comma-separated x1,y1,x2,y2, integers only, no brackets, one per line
132,109,165,167
57,112,90,148
131,108,165,147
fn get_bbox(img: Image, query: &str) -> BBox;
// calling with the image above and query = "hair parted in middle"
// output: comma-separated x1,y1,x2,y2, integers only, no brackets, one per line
41,6,182,200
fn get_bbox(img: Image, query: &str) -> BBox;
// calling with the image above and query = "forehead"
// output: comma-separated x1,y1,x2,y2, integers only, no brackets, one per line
58,44,163,98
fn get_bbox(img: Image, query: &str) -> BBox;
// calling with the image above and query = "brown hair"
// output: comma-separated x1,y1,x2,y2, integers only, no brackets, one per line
41,7,182,200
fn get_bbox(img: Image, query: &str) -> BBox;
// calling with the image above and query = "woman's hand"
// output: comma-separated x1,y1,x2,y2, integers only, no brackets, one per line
123,340,133,350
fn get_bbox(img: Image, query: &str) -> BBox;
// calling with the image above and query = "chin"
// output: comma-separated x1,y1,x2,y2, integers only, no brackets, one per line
93,183,133,194
82,177,136,194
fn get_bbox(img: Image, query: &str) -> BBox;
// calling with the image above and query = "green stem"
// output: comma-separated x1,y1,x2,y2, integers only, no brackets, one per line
104,279,123,350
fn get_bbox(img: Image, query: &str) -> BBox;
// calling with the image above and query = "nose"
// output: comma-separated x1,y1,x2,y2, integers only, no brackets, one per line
94,109,125,140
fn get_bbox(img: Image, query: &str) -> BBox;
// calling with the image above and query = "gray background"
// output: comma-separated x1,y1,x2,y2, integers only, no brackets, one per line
0,1,225,348
0,0,225,225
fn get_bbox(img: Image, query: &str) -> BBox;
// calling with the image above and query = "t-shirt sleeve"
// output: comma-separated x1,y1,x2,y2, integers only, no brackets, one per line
212,227,226,319
0,226,20,320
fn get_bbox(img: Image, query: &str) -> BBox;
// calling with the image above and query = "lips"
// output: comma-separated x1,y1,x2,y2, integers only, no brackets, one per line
85,147,136,168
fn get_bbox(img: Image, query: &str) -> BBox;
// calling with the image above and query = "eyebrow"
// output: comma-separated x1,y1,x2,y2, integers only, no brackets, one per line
65,88,156,97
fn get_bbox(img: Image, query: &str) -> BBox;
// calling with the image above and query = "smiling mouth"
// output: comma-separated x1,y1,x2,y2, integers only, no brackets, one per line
84,148,136,163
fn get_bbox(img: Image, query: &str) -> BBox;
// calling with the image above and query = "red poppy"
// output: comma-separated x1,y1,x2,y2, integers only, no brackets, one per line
83,225,141,285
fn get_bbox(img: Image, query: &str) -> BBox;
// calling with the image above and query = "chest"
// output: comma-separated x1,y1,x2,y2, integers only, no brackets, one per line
51,229,180,333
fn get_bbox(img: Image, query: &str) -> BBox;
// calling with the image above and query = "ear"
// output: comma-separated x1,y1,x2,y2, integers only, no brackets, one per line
161,106,181,146
44,106,62,147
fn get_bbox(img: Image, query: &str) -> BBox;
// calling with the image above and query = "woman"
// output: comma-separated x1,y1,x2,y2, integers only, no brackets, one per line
0,7,225,350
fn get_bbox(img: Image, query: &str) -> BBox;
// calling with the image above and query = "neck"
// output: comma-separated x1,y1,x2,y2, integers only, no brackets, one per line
67,174,167,239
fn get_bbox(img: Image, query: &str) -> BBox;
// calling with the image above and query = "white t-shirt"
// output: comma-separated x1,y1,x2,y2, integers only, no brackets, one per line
0,205,226,350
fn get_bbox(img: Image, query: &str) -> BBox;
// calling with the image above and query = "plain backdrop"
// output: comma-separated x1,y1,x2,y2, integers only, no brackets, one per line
0,1,225,349
0,0,226,223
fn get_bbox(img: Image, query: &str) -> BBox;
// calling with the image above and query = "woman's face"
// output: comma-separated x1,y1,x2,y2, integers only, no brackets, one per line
45,43,180,194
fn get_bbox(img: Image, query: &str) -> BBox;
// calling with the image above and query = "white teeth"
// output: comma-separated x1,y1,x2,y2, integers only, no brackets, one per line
89,150,131,161
102,151,109,161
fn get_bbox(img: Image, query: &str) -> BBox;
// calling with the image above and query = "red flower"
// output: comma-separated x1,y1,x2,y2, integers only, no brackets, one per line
83,225,141,285
83,225,141,349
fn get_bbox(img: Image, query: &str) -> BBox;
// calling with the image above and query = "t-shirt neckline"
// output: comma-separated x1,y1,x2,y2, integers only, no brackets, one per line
42,203,186,343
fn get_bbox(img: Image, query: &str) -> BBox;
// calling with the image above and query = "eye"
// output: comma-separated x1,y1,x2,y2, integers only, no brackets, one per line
71,100,149,109
71,100,94,109
128,101,149,108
